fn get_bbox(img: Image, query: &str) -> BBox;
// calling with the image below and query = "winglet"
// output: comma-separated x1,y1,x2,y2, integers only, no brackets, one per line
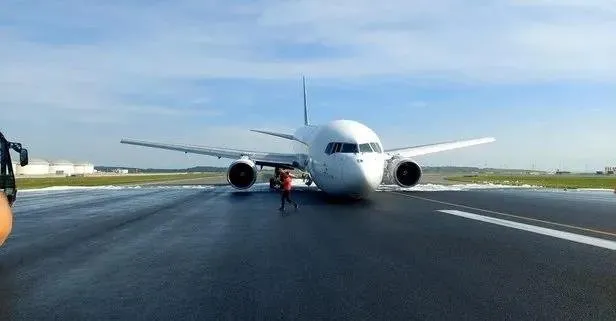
302,75,309,126
250,129,295,141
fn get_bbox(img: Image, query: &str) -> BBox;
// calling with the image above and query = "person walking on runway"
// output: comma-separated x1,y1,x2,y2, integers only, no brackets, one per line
278,169,298,211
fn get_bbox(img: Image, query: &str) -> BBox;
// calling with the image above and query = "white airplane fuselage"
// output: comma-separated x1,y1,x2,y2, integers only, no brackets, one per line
120,116,494,198
120,78,495,199
287,119,385,198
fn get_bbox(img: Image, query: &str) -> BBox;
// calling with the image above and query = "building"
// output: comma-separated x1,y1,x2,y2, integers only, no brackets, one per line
73,162,95,175
606,166,615,175
20,158,50,175
12,157,96,176
50,159,74,176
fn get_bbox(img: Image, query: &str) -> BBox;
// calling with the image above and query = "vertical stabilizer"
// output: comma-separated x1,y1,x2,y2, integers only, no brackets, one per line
302,76,309,126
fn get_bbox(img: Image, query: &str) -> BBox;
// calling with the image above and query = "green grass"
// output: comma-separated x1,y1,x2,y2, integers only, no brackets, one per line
445,174,616,189
16,173,224,189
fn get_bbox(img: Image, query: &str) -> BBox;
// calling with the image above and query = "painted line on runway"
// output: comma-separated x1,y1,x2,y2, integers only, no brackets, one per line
389,191,616,238
437,210,616,251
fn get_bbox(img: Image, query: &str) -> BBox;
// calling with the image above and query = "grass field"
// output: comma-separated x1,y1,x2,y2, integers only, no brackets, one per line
445,175,616,189
15,173,224,189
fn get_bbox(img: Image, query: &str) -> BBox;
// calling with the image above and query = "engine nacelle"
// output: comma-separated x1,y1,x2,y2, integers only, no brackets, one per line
227,158,257,189
386,158,422,187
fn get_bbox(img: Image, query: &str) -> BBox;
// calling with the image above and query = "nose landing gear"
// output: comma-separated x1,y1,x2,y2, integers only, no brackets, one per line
269,176,281,190
270,167,282,190
269,167,313,189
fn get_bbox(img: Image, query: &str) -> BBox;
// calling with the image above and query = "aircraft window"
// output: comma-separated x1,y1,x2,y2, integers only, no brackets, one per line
328,142,361,154
333,143,342,153
359,143,373,153
341,143,358,153
370,142,382,153
325,142,334,154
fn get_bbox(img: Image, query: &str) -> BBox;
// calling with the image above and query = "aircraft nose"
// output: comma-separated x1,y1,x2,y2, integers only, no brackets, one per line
361,158,384,189
345,157,383,194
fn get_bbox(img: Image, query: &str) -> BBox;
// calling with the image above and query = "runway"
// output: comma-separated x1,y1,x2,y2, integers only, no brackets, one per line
1,183,615,320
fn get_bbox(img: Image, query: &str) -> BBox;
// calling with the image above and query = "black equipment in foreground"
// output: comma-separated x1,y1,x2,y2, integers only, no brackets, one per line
0,131,28,206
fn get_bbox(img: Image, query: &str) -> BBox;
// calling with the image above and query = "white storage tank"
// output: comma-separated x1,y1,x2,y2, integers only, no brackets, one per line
73,162,95,175
20,158,50,176
50,159,74,176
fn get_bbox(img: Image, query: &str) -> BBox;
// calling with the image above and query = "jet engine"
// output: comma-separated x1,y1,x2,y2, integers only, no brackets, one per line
227,158,257,189
385,158,422,187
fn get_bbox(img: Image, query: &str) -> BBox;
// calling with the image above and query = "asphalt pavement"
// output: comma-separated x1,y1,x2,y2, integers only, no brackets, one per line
1,184,614,320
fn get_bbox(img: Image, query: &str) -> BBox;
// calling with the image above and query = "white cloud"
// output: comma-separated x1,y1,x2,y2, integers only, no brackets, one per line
3,0,615,84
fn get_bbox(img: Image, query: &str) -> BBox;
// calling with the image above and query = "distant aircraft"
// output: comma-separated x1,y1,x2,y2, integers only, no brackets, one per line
121,77,495,198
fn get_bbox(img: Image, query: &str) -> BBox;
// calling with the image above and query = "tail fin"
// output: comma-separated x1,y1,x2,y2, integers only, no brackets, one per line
302,75,309,126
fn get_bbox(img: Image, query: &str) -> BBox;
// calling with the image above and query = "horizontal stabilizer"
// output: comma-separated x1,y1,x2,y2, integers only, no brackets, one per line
250,129,307,145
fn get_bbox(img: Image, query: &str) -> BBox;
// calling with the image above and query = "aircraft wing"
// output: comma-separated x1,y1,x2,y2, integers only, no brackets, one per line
384,137,495,158
120,138,301,169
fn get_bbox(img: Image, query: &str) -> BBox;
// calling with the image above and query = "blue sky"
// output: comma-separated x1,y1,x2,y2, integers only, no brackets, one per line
1,0,615,171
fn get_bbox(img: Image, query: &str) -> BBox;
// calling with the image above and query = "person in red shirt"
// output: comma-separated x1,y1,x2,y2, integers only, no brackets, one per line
278,169,298,211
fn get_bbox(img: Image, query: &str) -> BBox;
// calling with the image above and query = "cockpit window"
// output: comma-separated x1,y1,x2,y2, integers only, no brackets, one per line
324,142,334,154
333,143,342,153
369,142,382,153
341,143,358,153
359,143,373,153
326,142,360,154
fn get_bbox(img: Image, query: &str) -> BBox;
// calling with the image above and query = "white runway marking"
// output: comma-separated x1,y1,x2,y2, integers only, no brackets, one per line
437,209,616,251
390,191,616,238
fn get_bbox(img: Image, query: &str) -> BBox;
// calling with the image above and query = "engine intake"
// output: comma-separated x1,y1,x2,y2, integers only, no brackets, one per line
227,159,257,189
387,158,422,187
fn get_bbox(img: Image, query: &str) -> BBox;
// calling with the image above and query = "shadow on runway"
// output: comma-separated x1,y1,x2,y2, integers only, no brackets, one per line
229,192,256,198
229,189,375,208
310,192,373,206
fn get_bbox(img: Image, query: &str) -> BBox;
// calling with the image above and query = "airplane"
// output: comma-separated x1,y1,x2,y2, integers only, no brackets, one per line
120,77,495,199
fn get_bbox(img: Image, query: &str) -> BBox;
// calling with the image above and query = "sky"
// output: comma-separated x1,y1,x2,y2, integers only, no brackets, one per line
1,0,615,172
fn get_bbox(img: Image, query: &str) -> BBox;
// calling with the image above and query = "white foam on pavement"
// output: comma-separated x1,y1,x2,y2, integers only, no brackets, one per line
17,181,610,195
377,183,538,192
576,188,615,192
